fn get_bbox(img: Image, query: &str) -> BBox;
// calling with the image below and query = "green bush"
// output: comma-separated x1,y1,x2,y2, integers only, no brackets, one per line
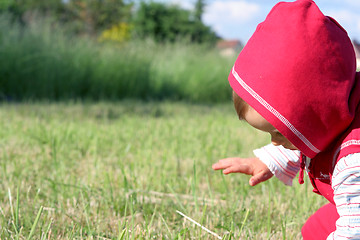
0,14,236,103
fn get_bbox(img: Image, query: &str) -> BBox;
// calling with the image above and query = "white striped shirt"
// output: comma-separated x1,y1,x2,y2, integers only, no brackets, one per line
254,144,360,239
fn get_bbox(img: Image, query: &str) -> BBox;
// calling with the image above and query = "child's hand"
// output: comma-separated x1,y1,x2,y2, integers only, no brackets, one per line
212,157,273,186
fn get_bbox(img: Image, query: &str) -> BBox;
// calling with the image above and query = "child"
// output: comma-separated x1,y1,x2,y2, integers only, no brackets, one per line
212,0,360,239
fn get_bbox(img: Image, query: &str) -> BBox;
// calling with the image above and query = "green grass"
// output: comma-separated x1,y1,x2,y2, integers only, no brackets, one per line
0,101,326,239
0,14,234,103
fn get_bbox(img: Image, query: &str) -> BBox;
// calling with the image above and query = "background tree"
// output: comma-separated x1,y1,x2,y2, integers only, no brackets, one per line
132,2,218,44
194,0,205,22
0,0,65,23
63,0,133,35
0,0,133,36
1,0,218,44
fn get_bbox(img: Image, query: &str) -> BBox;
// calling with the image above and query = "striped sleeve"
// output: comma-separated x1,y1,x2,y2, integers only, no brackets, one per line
328,153,360,239
253,144,300,186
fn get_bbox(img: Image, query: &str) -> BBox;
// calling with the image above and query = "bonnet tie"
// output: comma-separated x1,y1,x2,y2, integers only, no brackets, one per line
298,152,306,184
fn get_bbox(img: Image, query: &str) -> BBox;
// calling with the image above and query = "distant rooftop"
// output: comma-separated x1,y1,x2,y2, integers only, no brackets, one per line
216,39,242,49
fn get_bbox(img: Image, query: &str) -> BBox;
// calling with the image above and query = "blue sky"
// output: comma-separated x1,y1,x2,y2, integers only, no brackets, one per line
155,0,360,43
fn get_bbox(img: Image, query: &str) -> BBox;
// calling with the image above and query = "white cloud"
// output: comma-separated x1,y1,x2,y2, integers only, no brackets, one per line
343,0,360,8
326,10,357,25
326,10,360,29
204,1,260,23
202,1,261,40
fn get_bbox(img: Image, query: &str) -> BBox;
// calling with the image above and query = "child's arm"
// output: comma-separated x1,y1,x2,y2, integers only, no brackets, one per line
253,144,300,186
328,153,360,239
212,157,273,186
213,144,300,186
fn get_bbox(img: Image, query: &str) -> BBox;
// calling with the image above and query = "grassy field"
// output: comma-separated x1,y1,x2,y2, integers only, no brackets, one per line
0,101,327,239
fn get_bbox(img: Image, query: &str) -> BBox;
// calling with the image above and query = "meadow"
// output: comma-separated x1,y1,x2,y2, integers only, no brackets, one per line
0,102,327,239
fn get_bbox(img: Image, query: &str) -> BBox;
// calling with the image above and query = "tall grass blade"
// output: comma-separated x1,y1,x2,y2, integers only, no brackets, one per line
159,213,172,239
41,219,53,240
117,228,126,240
281,214,287,240
15,187,20,231
27,206,43,240
239,209,250,234
8,188,14,221
192,161,198,211
149,205,157,227
80,191,92,236
8,188,19,236
267,190,271,239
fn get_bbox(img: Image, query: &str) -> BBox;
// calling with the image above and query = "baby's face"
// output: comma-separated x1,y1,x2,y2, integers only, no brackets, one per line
243,106,298,150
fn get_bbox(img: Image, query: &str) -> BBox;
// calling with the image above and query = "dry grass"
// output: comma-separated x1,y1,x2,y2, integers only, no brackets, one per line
0,102,326,239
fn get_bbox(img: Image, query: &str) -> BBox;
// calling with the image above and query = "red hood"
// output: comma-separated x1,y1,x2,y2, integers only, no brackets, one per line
229,0,359,158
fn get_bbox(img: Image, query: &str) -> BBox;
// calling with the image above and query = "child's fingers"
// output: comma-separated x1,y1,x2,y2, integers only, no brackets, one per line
249,171,273,186
213,157,273,185
212,159,233,170
223,164,252,175
249,175,262,186
212,158,253,174
212,162,225,170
